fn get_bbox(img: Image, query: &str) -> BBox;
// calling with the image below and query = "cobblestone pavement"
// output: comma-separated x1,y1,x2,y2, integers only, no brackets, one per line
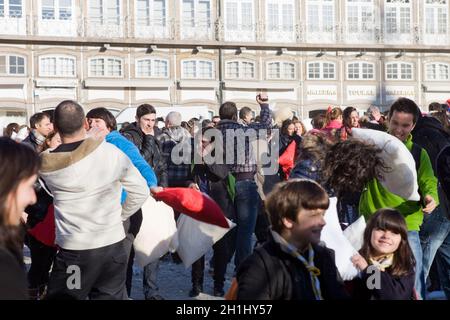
130,249,233,300
24,246,233,300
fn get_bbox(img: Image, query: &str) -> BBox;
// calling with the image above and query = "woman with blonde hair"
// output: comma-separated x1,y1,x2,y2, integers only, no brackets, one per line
292,119,306,137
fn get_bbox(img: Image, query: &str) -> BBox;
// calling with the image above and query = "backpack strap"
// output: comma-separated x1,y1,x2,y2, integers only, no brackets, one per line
410,143,422,172
410,143,423,202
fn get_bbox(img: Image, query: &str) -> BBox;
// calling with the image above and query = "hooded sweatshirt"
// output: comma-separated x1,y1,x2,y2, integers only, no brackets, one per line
39,138,149,250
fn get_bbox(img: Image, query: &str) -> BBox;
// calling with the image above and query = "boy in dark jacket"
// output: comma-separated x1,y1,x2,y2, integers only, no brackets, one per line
237,179,348,300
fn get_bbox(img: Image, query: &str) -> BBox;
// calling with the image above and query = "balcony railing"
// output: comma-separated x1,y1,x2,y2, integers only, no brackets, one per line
341,24,378,44
35,14,78,37
178,19,214,41
84,17,125,38
0,13,26,35
264,23,298,43
0,15,448,48
132,17,172,39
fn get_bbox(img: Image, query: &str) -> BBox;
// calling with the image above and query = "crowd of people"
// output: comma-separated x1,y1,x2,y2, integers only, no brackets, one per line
0,95,449,301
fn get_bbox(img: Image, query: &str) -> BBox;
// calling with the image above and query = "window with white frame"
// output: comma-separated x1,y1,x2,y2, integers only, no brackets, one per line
426,63,449,80
182,0,211,29
307,61,336,80
0,54,25,75
226,61,238,78
39,56,75,77
41,0,72,20
0,0,23,17
182,60,214,79
136,58,169,78
136,0,166,27
225,0,253,31
347,62,375,80
225,60,255,79
385,0,411,34
267,62,295,80
198,60,213,78
89,57,122,77
307,0,334,33
89,0,120,25
386,62,413,80
242,61,255,79
266,0,294,32
346,0,374,33
425,0,448,35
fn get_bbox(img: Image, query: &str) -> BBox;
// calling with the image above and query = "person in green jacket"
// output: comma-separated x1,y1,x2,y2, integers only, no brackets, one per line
359,97,439,300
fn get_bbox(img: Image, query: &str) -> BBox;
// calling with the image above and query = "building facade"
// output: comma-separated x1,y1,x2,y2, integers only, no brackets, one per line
0,0,449,128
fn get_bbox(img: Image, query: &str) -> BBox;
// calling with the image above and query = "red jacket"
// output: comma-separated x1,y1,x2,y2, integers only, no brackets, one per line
28,204,56,247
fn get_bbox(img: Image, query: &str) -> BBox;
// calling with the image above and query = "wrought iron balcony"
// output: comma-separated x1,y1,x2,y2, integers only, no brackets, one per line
0,15,448,49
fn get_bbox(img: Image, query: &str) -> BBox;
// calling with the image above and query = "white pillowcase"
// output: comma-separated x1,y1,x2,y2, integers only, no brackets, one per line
352,128,420,201
320,197,360,281
343,215,366,252
133,196,177,268
172,214,235,268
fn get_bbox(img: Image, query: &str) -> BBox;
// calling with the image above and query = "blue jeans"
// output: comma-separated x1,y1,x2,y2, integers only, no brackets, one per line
408,231,426,299
234,179,259,270
420,206,450,299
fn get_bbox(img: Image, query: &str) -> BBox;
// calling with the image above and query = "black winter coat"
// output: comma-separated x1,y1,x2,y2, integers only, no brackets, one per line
0,246,28,299
437,145,450,219
186,163,236,221
121,122,168,187
25,179,53,229
237,235,349,300
350,267,415,300
412,115,450,174
22,131,41,152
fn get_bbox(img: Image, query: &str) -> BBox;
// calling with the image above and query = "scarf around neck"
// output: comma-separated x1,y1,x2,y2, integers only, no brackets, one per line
271,230,323,300
32,129,46,145
369,253,394,272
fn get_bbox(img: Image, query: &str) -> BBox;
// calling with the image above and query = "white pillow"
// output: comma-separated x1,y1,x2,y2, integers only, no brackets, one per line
343,216,366,252
133,196,177,268
320,197,360,281
172,214,235,268
352,128,420,201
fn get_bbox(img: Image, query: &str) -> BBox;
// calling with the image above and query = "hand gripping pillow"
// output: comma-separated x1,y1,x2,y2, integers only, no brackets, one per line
133,196,177,268
352,128,420,201
154,188,230,228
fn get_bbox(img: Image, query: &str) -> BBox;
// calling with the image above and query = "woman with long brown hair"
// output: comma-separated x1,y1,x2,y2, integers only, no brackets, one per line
339,107,360,141
0,137,40,299
351,208,416,300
